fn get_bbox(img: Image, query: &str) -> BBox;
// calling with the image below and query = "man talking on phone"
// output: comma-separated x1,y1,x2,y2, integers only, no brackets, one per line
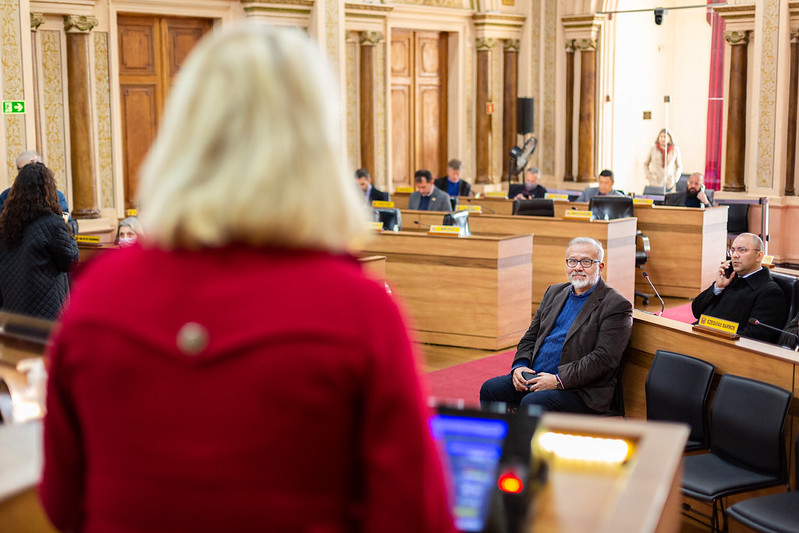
664,172,714,208
692,233,785,343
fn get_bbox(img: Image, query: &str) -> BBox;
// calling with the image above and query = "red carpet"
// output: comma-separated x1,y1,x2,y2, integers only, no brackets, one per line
659,302,695,324
427,350,515,407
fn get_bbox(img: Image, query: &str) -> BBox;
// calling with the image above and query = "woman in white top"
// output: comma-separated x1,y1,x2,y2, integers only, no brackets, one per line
644,128,682,190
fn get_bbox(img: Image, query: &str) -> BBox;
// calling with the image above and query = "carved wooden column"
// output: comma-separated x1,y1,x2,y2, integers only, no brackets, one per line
576,38,596,182
359,31,382,175
502,39,519,181
564,40,575,181
30,13,45,154
786,31,799,196
64,15,99,218
475,38,494,184
723,31,749,192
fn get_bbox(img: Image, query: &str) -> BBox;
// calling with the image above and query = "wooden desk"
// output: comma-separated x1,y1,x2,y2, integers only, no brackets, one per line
562,203,728,298
390,192,516,215
360,231,532,349
532,413,688,533
625,310,799,481
401,210,636,311
358,255,386,282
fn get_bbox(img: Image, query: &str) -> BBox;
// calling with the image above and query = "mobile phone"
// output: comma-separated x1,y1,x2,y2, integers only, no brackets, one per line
724,255,734,278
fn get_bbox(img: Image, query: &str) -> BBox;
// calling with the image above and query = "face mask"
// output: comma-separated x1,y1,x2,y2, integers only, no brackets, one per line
119,237,137,247
524,181,535,190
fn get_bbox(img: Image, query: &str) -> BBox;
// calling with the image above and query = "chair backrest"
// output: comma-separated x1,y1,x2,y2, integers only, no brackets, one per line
769,271,799,324
512,198,555,217
709,374,792,479
676,174,691,192
0,378,12,424
588,196,634,220
645,350,715,447
716,202,750,235
642,185,666,196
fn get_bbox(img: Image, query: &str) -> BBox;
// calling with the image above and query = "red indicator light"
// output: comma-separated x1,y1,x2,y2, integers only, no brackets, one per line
498,472,523,493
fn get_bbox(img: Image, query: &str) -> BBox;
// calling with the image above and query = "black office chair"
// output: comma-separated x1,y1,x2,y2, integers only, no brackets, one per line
681,374,792,533
634,231,651,305
642,185,666,196
724,203,750,243
676,173,691,192
0,378,12,424
726,432,799,533
645,350,715,451
770,271,799,324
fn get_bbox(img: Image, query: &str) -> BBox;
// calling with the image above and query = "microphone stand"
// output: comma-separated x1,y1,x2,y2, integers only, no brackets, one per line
748,318,799,351
642,271,665,316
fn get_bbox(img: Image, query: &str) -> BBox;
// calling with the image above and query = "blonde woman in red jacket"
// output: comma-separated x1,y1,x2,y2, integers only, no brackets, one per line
40,23,455,533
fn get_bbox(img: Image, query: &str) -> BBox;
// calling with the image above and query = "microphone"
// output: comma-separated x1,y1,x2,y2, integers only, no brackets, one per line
642,271,665,316
747,318,799,349
412,220,431,230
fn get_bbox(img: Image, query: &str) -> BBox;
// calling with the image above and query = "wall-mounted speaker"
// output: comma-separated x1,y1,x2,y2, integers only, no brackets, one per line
517,97,535,135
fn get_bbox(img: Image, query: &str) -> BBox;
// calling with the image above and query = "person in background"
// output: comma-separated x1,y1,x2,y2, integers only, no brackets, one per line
114,216,144,247
434,159,472,198
644,128,683,191
780,311,799,349
575,169,624,202
355,168,389,204
409,169,453,211
508,167,547,199
480,237,632,414
0,151,69,215
40,22,454,533
692,233,786,344
0,162,78,319
664,172,714,208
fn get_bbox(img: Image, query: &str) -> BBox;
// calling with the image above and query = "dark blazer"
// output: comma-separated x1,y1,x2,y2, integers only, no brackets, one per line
664,189,714,207
408,187,453,212
781,311,799,349
434,177,471,198
508,184,547,199
692,267,786,343
511,278,632,412
0,214,79,319
367,186,389,203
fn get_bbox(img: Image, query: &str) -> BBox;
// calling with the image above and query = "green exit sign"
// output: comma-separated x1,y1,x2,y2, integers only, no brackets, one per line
2,101,25,114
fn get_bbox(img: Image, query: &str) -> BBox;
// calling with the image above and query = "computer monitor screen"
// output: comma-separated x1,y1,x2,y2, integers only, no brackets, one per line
373,208,402,231
430,405,542,533
442,210,471,237
512,198,555,217
589,196,634,220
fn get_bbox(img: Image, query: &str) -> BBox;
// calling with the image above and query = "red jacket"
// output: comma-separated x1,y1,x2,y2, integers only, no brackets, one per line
40,244,454,533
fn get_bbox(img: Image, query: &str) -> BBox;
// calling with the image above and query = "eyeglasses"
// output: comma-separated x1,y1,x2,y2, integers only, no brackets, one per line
565,258,600,268
728,247,755,255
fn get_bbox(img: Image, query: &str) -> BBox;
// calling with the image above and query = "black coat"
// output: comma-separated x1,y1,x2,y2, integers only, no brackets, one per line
508,183,547,199
368,186,389,203
434,177,471,197
692,267,786,344
0,214,79,319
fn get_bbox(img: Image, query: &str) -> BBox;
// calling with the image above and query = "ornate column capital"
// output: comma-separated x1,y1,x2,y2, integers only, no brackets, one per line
791,31,799,44
724,30,749,46
503,39,520,52
30,13,45,32
358,31,384,46
565,39,576,53
476,37,497,51
574,38,597,52
64,15,98,33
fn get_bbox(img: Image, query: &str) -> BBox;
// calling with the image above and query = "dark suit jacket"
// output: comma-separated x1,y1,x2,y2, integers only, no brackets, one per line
664,190,714,207
367,186,389,203
408,187,453,212
511,278,632,412
434,177,471,198
781,311,799,349
508,184,546,199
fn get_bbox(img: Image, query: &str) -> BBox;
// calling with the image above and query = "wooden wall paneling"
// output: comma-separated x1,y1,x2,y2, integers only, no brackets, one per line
391,30,412,188
162,17,212,99
415,31,443,178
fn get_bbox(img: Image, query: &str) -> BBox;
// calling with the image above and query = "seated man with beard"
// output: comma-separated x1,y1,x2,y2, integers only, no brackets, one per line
664,172,714,208
480,237,633,414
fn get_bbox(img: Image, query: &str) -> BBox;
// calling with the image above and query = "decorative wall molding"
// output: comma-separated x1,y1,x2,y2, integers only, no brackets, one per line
473,12,525,40
2,0,26,179
63,15,98,33
562,14,603,42
503,38,519,51
94,32,114,209
724,30,750,46
30,13,46,31
40,30,68,192
714,3,756,32
475,37,497,51
358,30,384,45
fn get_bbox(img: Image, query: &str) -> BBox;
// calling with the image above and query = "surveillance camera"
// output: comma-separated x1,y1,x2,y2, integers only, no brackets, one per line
654,8,664,25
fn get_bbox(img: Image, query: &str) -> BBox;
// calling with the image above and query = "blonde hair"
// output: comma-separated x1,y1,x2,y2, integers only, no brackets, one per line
137,23,368,251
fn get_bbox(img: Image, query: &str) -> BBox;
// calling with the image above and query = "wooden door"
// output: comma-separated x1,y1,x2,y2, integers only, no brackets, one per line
118,15,211,209
390,30,447,188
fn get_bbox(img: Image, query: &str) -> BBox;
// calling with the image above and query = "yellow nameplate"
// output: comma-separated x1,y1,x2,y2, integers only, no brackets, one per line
368,221,384,231
75,235,101,244
457,205,481,213
633,198,654,205
697,314,739,335
371,200,395,208
125,208,138,217
563,210,592,220
485,191,508,198
545,193,569,201
395,186,414,193
428,225,461,235
762,255,774,267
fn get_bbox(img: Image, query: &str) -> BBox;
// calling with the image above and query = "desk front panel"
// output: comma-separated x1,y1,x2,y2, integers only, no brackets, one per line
361,232,532,349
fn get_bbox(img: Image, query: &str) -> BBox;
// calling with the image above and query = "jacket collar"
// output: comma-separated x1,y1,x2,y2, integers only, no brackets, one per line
538,278,607,342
